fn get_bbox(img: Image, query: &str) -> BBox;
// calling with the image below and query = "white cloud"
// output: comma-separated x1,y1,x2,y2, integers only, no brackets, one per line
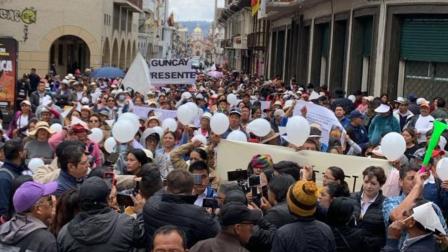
169,0,224,21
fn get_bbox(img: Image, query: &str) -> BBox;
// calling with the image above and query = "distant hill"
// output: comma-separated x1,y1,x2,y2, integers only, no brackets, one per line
179,21,211,37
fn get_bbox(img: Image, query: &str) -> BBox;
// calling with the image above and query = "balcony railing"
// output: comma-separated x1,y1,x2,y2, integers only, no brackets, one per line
247,32,266,49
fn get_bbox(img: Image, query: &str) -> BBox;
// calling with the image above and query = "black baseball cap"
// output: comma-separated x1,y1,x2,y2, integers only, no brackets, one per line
79,176,111,211
219,202,261,226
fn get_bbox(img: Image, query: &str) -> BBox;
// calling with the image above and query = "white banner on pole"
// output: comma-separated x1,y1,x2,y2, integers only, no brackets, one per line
148,59,197,85
122,52,152,95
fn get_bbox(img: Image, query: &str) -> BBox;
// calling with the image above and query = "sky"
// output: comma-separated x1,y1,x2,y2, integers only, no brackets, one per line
169,0,225,22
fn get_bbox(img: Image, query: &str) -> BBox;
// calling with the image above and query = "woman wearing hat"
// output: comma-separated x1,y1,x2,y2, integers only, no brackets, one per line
8,100,34,139
24,121,55,165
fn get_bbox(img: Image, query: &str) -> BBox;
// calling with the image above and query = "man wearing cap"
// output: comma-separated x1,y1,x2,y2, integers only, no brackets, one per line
405,101,434,144
57,177,145,251
345,110,369,151
0,140,27,222
271,180,335,252
393,97,414,131
190,202,261,252
368,104,400,145
0,181,57,252
222,108,244,139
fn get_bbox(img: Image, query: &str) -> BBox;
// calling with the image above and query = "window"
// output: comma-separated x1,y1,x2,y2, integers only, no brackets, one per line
405,61,448,81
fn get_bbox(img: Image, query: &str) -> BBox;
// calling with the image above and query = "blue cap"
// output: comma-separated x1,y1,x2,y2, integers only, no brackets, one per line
349,110,364,120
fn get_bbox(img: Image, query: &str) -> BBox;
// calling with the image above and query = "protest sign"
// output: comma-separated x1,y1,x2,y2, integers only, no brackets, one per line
216,140,389,191
293,100,344,145
149,59,196,85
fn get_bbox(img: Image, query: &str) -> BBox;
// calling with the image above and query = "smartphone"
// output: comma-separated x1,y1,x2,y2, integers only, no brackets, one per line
133,181,140,196
227,170,248,181
248,175,261,187
262,186,268,199
193,174,202,185
251,186,261,207
116,193,134,207
202,198,219,209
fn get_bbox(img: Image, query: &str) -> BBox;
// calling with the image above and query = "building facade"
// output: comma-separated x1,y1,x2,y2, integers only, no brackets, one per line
265,0,448,99
0,0,143,76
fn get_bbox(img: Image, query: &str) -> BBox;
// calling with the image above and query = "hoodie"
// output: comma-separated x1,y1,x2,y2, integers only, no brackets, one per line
0,214,56,252
57,208,145,252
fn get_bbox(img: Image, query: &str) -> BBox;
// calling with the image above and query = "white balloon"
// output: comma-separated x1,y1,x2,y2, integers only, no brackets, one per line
152,126,164,139
192,134,207,146
88,128,104,143
227,130,248,142
112,120,137,143
162,118,178,132
210,113,229,135
285,116,310,146
380,132,406,161
177,104,195,125
437,158,448,181
50,123,63,133
118,112,140,132
28,158,44,173
104,137,117,154
247,118,271,137
227,94,238,106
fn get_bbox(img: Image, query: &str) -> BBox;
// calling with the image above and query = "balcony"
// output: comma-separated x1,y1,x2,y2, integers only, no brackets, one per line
248,32,266,50
221,39,233,48
114,0,142,12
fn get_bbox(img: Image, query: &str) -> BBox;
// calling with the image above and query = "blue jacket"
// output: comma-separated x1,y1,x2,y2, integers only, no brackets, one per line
55,170,84,196
368,115,400,145
345,123,369,150
0,162,26,218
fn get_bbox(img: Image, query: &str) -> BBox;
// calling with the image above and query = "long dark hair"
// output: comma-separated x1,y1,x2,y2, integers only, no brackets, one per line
327,166,350,193
50,189,80,236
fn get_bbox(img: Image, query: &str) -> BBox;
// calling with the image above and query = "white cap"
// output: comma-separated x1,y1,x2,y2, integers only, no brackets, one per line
201,112,212,120
181,92,192,100
374,104,390,113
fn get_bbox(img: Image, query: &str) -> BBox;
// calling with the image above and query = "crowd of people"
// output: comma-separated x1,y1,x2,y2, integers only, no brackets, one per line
0,66,448,252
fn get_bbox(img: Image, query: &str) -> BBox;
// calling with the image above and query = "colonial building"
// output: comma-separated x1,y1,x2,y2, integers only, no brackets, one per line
0,0,142,76
265,0,448,99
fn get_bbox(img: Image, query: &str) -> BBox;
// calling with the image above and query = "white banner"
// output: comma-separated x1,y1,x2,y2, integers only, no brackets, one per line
293,100,344,145
149,59,197,85
216,140,389,192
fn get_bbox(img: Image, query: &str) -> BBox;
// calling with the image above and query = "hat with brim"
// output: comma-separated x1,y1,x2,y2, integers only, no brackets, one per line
147,116,161,125
374,104,390,113
29,121,55,136
394,97,408,105
219,202,262,226
261,130,280,144
21,100,31,106
13,181,58,213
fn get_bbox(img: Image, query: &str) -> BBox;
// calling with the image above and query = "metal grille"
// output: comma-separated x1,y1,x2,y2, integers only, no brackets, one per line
404,60,448,99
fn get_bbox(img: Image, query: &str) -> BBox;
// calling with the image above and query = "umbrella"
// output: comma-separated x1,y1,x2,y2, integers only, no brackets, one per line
207,70,223,79
91,67,125,78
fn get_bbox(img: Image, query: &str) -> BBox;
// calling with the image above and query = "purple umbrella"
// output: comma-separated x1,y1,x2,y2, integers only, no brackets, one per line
207,70,223,79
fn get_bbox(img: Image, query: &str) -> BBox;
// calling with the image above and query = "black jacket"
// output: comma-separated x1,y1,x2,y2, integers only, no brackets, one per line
351,191,386,252
57,208,145,252
143,192,220,248
332,226,366,252
246,218,276,252
263,201,296,228
271,218,336,252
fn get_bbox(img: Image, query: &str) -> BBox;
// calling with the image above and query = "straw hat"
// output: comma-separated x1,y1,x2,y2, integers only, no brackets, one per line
28,121,54,136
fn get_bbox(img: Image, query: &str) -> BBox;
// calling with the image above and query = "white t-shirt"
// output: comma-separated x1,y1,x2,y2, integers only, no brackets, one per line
415,115,434,143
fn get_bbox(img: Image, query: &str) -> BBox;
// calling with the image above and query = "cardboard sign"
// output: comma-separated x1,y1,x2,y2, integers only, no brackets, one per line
148,59,196,85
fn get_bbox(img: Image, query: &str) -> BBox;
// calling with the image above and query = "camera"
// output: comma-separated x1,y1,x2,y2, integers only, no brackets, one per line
227,170,248,182
202,198,219,209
